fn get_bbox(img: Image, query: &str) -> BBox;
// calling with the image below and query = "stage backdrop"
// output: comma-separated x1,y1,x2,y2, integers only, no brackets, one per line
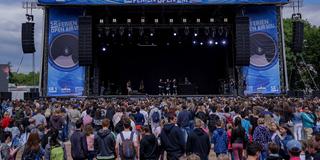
47,8,85,96
39,0,287,5
243,6,281,94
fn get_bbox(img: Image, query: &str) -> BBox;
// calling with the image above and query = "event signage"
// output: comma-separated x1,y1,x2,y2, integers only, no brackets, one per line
47,8,85,96
38,0,288,5
243,6,281,94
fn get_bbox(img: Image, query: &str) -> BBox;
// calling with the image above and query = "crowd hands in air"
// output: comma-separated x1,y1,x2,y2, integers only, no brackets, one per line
0,96,320,160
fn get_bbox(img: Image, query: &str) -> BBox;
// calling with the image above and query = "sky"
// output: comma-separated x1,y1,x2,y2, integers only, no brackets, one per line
0,0,319,73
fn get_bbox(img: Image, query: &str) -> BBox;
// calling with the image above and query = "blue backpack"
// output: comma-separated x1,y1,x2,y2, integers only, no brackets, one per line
120,132,135,159
152,112,160,123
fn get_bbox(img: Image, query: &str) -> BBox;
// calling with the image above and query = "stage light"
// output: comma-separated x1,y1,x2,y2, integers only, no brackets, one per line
183,18,187,23
169,19,174,23
102,47,107,52
208,40,213,45
200,42,204,46
112,18,117,23
150,33,154,37
128,28,133,37
224,18,228,23
141,18,145,23
128,33,131,37
154,19,159,23
215,41,219,45
210,18,214,23
194,33,198,37
139,27,144,36
99,19,104,24
221,39,227,45
173,32,177,36
192,40,197,45
127,19,131,23
196,18,201,23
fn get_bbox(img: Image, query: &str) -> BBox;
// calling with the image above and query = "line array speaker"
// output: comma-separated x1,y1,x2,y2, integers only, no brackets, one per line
22,22,36,53
79,16,93,66
292,21,304,53
235,16,250,66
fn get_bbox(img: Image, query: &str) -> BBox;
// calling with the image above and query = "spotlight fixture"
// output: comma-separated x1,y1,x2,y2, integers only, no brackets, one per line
221,39,227,45
169,19,174,23
127,19,131,23
196,18,201,23
215,41,219,45
141,18,145,23
194,28,199,37
102,47,107,52
192,40,197,45
112,18,117,23
183,18,187,23
154,19,159,23
200,42,204,46
99,19,104,24
210,18,214,23
224,18,228,23
208,40,213,45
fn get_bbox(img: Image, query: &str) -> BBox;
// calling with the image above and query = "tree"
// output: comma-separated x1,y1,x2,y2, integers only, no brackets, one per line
10,72,40,86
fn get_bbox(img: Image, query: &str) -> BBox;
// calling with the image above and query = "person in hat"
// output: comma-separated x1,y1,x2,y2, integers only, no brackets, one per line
286,140,302,160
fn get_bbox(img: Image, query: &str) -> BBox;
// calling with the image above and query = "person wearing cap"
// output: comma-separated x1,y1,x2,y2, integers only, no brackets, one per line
286,140,302,160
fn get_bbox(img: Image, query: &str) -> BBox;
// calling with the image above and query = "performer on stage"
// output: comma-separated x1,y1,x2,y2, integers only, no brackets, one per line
172,79,178,95
165,79,171,95
126,80,132,95
158,79,164,95
139,80,145,93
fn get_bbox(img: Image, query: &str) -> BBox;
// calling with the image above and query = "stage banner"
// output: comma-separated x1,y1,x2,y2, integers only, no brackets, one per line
243,6,281,94
38,0,288,5
47,8,85,96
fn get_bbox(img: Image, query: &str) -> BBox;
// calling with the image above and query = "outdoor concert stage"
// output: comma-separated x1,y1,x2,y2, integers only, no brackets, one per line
38,0,288,97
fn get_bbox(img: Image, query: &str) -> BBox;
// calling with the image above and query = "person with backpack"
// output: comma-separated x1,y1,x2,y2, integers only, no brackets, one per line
140,126,159,160
115,117,139,160
94,118,116,160
160,114,185,160
186,118,210,160
44,129,67,160
21,132,45,160
149,106,161,135
70,119,88,160
212,120,228,157
207,110,220,136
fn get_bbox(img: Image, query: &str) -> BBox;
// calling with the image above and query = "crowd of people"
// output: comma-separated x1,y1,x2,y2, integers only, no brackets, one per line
0,96,320,160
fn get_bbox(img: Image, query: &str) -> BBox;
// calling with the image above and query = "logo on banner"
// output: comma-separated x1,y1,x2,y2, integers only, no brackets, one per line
49,34,79,69
249,32,277,68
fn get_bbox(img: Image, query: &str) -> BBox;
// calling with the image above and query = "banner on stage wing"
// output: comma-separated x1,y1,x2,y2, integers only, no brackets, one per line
243,6,281,94
47,8,85,96
38,0,288,5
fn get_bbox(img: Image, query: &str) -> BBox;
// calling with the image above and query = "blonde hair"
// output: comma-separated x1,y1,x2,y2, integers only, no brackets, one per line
217,154,229,160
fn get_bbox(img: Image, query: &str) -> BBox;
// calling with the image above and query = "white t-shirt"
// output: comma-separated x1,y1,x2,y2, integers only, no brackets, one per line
116,131,138,147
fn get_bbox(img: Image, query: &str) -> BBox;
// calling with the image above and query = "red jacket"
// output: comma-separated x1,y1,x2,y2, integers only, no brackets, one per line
1,117,11,129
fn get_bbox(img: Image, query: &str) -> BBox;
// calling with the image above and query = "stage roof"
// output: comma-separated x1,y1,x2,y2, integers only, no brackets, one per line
38,0,288,5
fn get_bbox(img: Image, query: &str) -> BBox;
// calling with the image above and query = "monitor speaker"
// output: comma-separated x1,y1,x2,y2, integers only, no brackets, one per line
0,92,12,100
78,16,93,66
292,21,304,53
22,22,36,53
235,16,250,66
24,92,39,101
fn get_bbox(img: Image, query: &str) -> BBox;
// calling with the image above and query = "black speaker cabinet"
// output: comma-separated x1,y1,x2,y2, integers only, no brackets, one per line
235,16,250,66
22,22,36,53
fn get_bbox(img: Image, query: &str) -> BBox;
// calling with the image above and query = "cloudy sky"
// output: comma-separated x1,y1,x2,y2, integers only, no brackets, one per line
0,0,319,73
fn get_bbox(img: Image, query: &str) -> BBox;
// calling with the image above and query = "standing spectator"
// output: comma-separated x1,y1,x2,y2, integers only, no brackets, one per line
70,120,88,160
21,132,45,160
266,142,282,160
160,114,185,160
301,107,316,140
140,126,159,160
246,142,262,160
32,109,47,127
212,120,228,157
1,112,11,129
253,118,271,160
140,106,149,126
0,132,20,160
83,110,93,126
231,117,246,160
133,107,145,130
50,110,64,131
85,125,95,160
68,104,81,135
279,125,294,159
115,117,139,160
149,105,161,135
286,140,302,160
94,119,116,160
177,105,192,143
186,118,210,160
292,107,303,141
44,129,67,160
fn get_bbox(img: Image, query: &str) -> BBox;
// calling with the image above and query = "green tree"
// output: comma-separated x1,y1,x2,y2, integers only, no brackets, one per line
10,72,40,86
